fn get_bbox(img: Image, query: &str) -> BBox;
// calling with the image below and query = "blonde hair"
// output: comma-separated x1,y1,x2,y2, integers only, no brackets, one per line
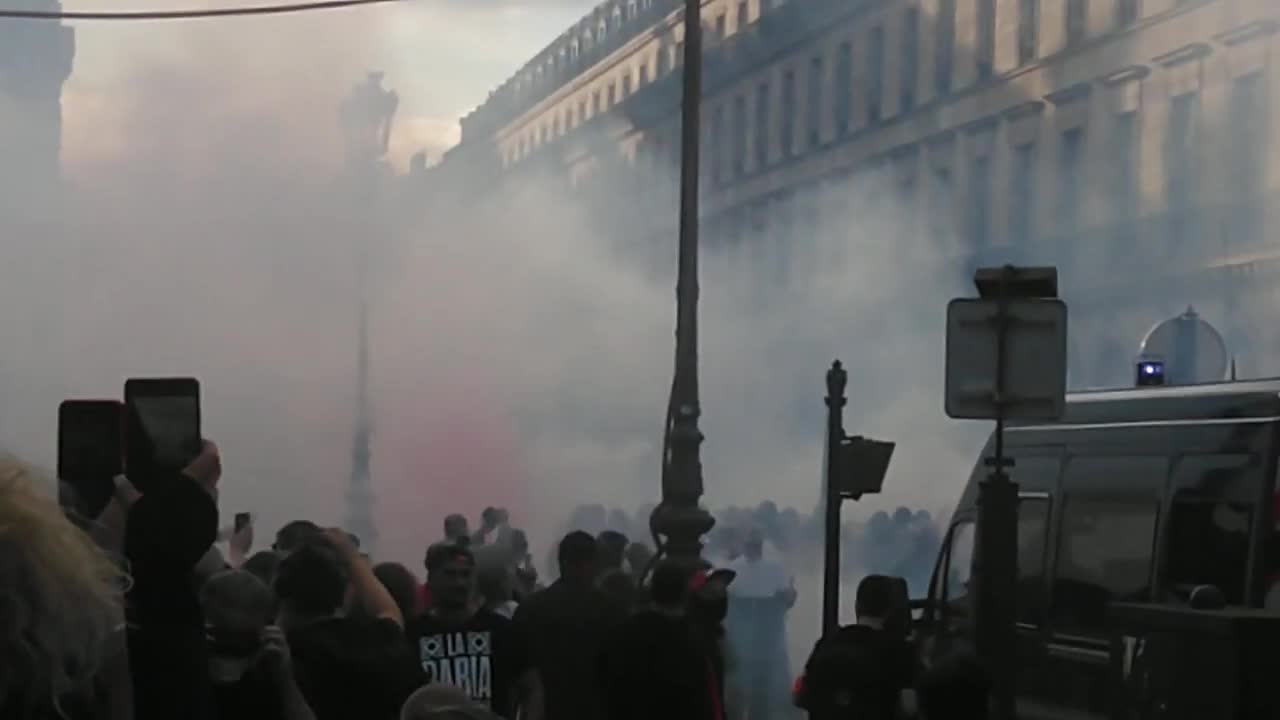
0,455,127,714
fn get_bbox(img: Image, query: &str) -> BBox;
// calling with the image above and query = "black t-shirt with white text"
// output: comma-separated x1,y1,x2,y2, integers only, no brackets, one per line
408,608,530,719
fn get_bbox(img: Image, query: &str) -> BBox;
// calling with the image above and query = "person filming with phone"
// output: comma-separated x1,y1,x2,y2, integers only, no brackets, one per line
200,569,316,720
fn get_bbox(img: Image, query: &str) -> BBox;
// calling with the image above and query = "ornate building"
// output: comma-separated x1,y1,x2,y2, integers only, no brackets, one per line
0,1,75,205
436,0,1280,388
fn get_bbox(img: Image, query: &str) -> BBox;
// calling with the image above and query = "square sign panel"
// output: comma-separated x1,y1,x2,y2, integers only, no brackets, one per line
945,298,1068,421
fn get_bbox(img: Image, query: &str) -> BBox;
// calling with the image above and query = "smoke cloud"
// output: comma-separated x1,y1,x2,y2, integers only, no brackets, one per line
1,0,990,571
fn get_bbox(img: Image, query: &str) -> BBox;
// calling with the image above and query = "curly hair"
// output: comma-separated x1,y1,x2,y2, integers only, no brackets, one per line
0,456,127,716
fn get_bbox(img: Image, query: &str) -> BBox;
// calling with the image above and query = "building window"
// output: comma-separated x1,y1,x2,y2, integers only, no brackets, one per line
1066,0,1087,45
1017,496,1051,626
868,25,884,123
1231,72,1267,197
977,0,995,80
733,94,747,177
1059,128,1084,233
1166,92,1198,210
673,41,684,68
781,69,796,158
592,90,601,115
807,55,824,148
834,42,852,136
612,5,622,29
1011,143,1035,246
715,14,726,40
607,83,617,107
627,0,637,19
597,19,607,42
1116,0,1138,25
754,81,770,168
622,73,632,97
570,104,579,128
1113,112,1137,222
570,39,580,59
639,62,649,86
1018,0,1039,65
710,105,725,185
1052,496,1158,633
935,0,955,95
901,7,919,111
1165,497,1252,605
970,155,992,249
737,0,748,30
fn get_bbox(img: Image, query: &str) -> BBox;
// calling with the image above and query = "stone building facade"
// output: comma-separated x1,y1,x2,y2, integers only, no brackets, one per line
438,0,1280,388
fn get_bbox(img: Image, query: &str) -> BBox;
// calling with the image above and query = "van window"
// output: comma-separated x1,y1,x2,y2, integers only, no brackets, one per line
1017,496,1050,625
1051,496,1158,634
944,521,974,617
1164,500,1252,604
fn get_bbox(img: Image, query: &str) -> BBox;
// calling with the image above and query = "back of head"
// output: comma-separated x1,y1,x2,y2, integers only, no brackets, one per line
596,530,628,570
557,530,597,581
855,574,896,622
374,562,421,620
200,569,276,630
274,520,322,556
0,457,126,711
242,550,282,586
275,535,350,617
648,559,689,609
918,653,990,720
401,683,502,720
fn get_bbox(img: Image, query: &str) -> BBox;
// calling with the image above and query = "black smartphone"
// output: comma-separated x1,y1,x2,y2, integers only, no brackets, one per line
234,512,251,533
124,377,202,491
57,400,124,519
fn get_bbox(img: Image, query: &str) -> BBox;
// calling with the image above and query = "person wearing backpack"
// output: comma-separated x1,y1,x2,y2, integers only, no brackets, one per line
793,575,921,720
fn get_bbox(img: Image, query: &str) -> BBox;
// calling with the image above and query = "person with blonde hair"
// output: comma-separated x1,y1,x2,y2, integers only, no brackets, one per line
0,454,130,719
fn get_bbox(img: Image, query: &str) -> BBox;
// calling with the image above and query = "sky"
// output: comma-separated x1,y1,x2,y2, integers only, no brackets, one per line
61,0,597,170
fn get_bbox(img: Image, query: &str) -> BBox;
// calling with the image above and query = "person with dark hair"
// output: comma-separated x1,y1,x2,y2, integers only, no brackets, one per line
595,530,636,613
278,531,422,720
375,561,423,623
601,559,725,720
444,514,471,546
273,520,322,557
243,550,282,586
917,653,990,720
513,531,623,720
409,543,543,720
794,574,920,720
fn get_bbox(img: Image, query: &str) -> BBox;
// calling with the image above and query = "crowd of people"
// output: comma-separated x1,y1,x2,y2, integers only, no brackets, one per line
3,438,988,720
556,500,943,595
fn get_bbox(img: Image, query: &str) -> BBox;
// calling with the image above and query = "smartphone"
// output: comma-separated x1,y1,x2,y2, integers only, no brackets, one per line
124,377,202,490
234,512,251,533
57,400,124,519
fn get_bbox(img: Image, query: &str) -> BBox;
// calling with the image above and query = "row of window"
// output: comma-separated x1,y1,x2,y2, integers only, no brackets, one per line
507,0,1170,163
693,69,1267,252
944,458,1260,636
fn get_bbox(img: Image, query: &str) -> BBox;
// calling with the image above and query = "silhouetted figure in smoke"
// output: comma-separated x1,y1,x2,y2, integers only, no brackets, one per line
596,530,636,613
443,514,471,547
794,575,920,720
725,530,796,720
625,542,653,588
601,560,725,720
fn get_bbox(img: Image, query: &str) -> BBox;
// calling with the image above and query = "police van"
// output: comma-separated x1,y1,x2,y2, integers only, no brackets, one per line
919,378,1280,719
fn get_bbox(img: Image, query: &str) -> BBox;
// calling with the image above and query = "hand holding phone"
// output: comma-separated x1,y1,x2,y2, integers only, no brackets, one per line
124,378,201,492
58,400,124,520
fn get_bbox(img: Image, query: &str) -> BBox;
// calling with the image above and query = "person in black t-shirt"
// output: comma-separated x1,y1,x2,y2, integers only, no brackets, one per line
276,529,423,720
513,531,626,720
408,544,543,720
794,574,921,720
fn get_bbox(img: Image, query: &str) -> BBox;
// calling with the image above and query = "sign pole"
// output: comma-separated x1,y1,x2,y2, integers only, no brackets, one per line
822,360,847,636
975,267,1020,720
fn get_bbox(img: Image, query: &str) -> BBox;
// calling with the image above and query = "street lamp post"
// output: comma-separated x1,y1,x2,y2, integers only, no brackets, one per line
650,0,716,568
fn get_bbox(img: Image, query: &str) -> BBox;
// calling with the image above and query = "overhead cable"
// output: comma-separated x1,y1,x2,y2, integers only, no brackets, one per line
0,0,401,21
